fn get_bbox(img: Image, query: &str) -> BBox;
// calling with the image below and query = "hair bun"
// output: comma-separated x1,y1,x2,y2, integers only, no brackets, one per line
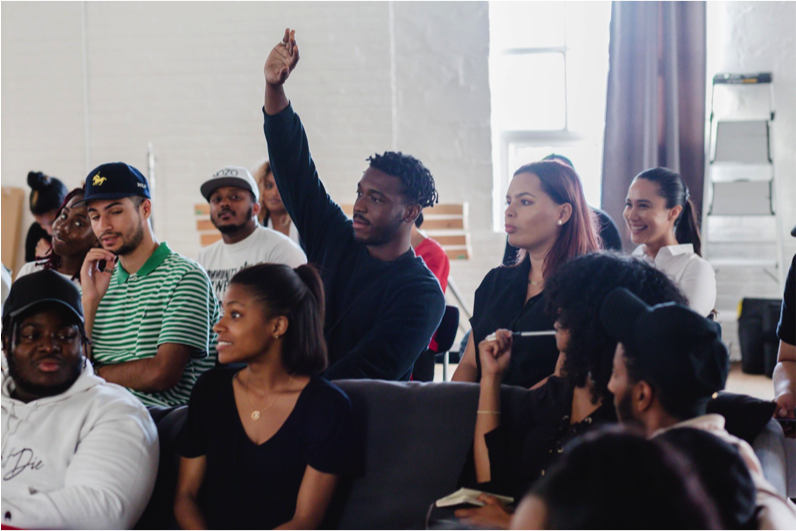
27,171,50,190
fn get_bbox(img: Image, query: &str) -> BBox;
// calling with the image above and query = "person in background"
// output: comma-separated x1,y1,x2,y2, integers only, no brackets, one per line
174,264,357,530
624,167,716,316
773,248,795,420
198,165,306,302
502,154,622,265
510,429,722,530
261,29,445,381
410,212,451,380
1,270,158,530
25,171,68,262
16,187,99,286
79,162,218,407
602,288,796,529
457,253,686,529
452,160,600,387
253,159,301,246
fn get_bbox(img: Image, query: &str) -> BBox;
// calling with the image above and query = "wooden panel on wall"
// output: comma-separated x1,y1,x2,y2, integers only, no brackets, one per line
2,187,26,275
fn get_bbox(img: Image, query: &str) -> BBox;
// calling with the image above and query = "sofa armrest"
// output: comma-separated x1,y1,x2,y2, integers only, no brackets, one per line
752,419,788,496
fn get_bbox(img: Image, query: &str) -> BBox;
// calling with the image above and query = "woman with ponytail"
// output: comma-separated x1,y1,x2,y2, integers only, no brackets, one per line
24,171,68,262
624,167,716,316
174,263,357,530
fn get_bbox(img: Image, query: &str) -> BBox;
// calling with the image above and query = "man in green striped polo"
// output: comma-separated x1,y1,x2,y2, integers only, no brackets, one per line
77,162,218,407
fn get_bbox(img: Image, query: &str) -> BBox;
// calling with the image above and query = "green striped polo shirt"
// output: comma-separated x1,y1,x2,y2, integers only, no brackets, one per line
92,242,219,407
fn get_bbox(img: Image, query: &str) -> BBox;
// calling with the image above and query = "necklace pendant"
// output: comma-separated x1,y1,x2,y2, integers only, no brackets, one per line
251,410,261,421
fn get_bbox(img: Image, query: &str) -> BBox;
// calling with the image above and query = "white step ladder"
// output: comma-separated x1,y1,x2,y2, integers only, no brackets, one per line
702,73,785,323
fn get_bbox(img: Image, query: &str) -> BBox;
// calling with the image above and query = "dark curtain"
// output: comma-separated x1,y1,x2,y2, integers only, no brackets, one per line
600,1,707,250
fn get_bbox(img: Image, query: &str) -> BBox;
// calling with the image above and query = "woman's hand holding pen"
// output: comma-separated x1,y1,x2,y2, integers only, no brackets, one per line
479,329,513,380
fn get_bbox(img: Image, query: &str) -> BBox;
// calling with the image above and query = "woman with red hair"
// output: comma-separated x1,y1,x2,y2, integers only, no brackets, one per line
452,160,599,388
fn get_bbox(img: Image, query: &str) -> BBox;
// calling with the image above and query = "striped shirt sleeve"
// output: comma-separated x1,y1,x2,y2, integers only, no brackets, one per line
158,268,215,357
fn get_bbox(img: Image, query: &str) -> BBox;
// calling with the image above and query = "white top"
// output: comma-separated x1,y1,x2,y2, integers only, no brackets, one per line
267,216,301,245
632,244,716,316
197,224,307,302
1,363,159,530
15,261,80,287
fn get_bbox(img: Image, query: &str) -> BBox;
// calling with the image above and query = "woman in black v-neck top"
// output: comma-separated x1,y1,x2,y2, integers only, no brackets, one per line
452,161,600,388
174,264,357,530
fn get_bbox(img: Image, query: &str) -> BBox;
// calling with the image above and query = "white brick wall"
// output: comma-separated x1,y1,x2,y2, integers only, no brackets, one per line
1,1,501,317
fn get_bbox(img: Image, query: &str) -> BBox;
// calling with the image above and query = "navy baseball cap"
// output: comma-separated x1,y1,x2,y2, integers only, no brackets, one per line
2,270,84,331
74,162,151,206
600,288,729,400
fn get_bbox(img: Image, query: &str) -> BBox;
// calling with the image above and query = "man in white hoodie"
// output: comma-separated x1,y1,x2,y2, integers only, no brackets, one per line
600,288,796,530
1,270,159,530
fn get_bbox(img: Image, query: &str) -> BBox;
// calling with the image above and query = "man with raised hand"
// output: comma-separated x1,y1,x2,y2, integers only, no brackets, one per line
79,162,218,407
261,28,445,381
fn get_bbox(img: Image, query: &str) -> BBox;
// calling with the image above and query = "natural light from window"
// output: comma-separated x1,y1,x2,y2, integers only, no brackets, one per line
489,1,612,230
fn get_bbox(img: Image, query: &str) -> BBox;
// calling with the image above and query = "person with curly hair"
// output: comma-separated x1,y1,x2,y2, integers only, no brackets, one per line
260,29,445,381
456,253,687,529
253,160,301,246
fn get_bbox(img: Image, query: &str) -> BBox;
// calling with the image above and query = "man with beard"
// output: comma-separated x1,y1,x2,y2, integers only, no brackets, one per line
197,165,306,302
601,288,796,529
1,270,158,529
260,29,445,380
78,162,218,406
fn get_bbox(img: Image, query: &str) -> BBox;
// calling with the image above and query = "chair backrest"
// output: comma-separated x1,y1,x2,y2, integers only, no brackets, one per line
194,203,222,247
435,305,460,354
341,202,472,260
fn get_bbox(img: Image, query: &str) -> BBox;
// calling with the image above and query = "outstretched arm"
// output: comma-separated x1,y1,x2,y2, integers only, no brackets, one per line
262,28,349,259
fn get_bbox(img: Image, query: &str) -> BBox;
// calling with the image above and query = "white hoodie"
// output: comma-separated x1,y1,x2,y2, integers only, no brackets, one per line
1,362,159,530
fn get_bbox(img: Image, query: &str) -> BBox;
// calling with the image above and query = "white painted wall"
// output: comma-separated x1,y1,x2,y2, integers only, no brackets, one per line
706,1,796,358
1,1,502,317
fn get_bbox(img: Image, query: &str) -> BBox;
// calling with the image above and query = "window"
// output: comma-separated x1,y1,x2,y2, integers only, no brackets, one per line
489,2,612,230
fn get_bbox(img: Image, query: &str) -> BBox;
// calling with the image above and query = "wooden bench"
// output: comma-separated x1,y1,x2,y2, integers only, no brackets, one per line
194,203,222,247
195,202,472,260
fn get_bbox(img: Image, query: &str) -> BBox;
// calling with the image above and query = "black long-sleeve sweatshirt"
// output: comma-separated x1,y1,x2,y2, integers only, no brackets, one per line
262,104,446,381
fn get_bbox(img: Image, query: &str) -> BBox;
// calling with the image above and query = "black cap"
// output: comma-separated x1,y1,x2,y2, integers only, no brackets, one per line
600,288,729,400
2,270,84,330
74,162,151,206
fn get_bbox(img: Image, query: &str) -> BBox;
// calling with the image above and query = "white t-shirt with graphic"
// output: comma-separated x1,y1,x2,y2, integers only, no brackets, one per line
197,225,307,302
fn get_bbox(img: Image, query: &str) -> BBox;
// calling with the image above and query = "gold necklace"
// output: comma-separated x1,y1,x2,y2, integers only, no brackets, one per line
528,278,544,287
238,371,294,421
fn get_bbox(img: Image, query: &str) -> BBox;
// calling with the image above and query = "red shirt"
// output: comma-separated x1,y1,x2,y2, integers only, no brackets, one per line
415,237,450,351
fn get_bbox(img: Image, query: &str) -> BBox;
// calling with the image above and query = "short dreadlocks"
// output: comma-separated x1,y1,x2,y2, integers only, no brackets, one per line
366,152,438,208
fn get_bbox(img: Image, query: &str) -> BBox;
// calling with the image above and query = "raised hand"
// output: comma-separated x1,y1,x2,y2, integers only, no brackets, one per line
264,28,300,87
80,248,117,304
478,329,513,380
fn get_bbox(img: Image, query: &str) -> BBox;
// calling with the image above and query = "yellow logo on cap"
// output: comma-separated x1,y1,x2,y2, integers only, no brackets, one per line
92,173,107,186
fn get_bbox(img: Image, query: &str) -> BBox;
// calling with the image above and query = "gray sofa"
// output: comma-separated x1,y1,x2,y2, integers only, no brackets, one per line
138,380,791,529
